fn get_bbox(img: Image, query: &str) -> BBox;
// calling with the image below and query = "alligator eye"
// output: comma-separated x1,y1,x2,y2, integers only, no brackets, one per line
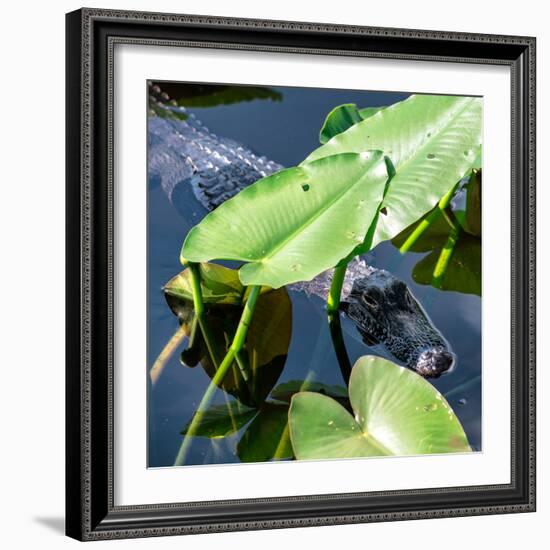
361,293,378,310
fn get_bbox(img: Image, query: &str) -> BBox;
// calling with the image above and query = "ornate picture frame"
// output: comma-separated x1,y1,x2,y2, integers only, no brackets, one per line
66,8,536,541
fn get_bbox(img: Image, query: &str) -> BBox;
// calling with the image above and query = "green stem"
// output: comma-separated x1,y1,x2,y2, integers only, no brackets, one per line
188,262,204,317
235,351,251,383
432,224,460,288
441,206,457,231
399,182,460,254
327,264,347,314
326,263,352,386
174,286,261,466
178,262,238,457
328,311,352,386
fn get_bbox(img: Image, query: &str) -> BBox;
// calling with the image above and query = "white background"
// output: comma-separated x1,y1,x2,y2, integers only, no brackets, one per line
116,46,510,505
0,0,546,549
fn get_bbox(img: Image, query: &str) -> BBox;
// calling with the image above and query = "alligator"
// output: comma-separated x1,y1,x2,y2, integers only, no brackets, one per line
148,85,455,378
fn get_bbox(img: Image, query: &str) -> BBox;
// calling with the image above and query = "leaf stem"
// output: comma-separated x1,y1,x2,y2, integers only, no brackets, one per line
432,223,460,288
235,351,251,383
399,182,459,254
188,262,205,317
174,285,261,466
327,264,347,314
326,263,352,385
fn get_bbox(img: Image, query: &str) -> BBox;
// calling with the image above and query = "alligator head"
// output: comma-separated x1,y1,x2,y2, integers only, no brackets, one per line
341,270,455,378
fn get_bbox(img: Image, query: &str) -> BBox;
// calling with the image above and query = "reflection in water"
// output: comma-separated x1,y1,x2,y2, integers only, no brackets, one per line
148,85,482,466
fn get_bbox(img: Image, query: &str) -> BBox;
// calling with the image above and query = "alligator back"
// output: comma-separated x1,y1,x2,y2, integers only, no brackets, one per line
148,112,283,210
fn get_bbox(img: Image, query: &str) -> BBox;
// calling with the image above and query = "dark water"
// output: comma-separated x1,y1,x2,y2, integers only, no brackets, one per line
147,85,482,467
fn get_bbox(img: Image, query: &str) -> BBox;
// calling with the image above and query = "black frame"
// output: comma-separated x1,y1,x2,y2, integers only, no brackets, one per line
66,8,536,541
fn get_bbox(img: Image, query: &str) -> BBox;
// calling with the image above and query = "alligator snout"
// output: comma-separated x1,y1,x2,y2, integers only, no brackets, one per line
414,347,455,378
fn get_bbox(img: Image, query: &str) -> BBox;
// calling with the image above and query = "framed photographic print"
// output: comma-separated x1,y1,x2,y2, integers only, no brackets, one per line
66,8,536,541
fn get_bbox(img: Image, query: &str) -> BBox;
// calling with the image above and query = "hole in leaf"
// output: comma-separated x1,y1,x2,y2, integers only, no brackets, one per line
380,207,388,216
301,184,310,192
427,153,436,159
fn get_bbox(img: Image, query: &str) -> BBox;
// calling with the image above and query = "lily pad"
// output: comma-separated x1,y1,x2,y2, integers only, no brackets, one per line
289,356,471,460
181,151,389,289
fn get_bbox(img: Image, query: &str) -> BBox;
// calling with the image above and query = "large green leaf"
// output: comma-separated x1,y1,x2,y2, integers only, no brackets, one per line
164,263,292,407
181,152,389,288
304,95,482,251
289,356,471,460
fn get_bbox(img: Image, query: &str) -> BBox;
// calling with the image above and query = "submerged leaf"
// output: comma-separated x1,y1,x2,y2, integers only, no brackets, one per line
411,233,481,295
237,403,294,462
392,171,481,297
181,152,389,288
181,402,257,438
289,356,471,460
164,263,292,407
164,262,243,306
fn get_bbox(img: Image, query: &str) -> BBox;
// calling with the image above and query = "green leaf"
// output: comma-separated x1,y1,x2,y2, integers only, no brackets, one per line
181,151,389,288
411,232,481,295
164,264,292,407
237,403,293,462
289,356,471,460
246,290,293,400
181,402,257,438
392,181,481,296
304,95,482,251
358,106,387,120
164,262,244,306
319,104,387,144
